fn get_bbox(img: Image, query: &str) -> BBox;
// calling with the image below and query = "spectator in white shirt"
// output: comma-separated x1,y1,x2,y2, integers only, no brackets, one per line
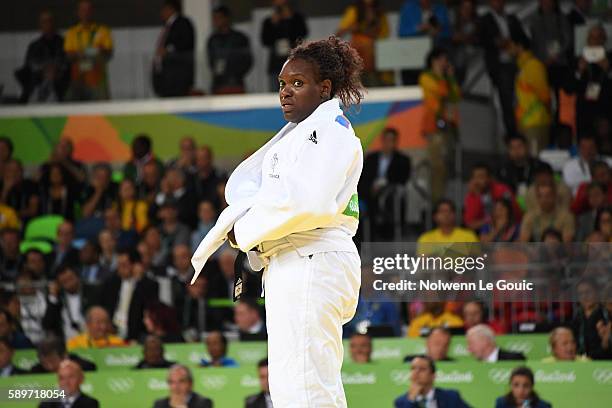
466,324,526,362
563,135,612,194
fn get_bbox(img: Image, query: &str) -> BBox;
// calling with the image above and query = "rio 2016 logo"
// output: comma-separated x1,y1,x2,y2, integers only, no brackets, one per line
592,369,612,385
488,368,511,384
106,377,135,393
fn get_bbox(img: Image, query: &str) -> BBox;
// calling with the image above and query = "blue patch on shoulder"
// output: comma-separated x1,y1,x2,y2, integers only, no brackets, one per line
335,115,350,129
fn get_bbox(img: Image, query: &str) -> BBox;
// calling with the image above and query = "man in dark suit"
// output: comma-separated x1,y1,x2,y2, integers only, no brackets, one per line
153,364,213,408
404,327,455,363
39,360,99,408
135,335,175,369
477,0,529,137
394,355,471,407
101,249,159,341
0,337,27,377
467,324,526,362
152,0,195,97
29,334,96,374
358,127,411,240
234,298,266,341
245,359,273,408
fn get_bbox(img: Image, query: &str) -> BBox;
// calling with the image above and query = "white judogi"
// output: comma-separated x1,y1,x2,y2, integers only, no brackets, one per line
192,98,363,407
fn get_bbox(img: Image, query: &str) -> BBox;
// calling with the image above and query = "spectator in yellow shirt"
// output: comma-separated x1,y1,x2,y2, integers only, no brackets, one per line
64,0,113,101
0,203,20,230
541,327,590,362
115,179,149,233
407,302,463,337
67,306,125,351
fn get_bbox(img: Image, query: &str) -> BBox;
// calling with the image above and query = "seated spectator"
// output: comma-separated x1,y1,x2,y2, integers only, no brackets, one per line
404,327,453,363
23,248,48,280
462,301,505,334
135,335,175,369
466,324,525,362
571,277,610,359
143,302,184,343
358,128,411,240
207,6,253,94
563,135,612,194
29,334,96,373
1,159,40,223
261,0,308,91
193,146,224,208
16,270,47,344
576,182,609,241
142,226,169,269
509,29,551,155
115,178,149,234
179,275,225,342
103,208,138,250
158,203,192,254
168,244,195,299
525,162,572,212
0,228,21,281
97,229,118,272
245,358,273,408
345,294,401,338
394,355,470,408
200,331,238,367
43,265,99,340
497,135,545,195
521,183,575,242
66,306,125,351
63,0,112,101
407,302,463,338
81,163,117,219
599,283,612,357
15,10,69,103
595,207,612,241
39,139,86,192
0,306,33,349
349,333,372,363
464,163,521,232
191,201,217,252
0,336,27,376
138,160,163,205
154,168,197,229
77,240,110,285
479,199,520,242
418,200,478,249
571,161,612,215
101,249,159,340
234,298,266,341
39,359,99,407
153,364,212,408
50,221,80,273
167,137,197,176
40,163,79,221
124,134,165,185
542,327,590,362
495,366,551,408
152,0,195,98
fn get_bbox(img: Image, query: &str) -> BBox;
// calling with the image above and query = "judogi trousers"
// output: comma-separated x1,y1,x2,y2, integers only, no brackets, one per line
263,248,361,407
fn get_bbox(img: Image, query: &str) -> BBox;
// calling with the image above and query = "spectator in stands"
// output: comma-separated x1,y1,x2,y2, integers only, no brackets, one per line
143,302,184,343
155,168,197,229
168,243,195,297
1,159,40,223
520,183,575,242
599,282,612,356
138,161,163,206
97,229,118,272
419,48,460,203
349,333,372,363
0,202,20,230
39,139,87,193
24,249,48,280
463,163,521,233
194,146,223,209
154,364,212,408
404,327,453,363
466,324,525,361
542,327,589,362
394,355,470,408
115,178,149,234
572,160,612,214
576,182,609,240
43,265,98,340
407,302,463,338
575,24,612,147
66,306,124,350
103,207,138,250
16,270,46,344
179,274,225,342
40,163,79,221
158,203,191,257
234,298,266,341
419,199,478,247
563,135,612,194
478,0,528,137
124,134,165,185
49,221,79,273
30,334,96,373
462,301,506,334
495,366,552,408
509,30,551,155
567,0,594,27
135,335,175,369
142,226,168,269
200,331,238,367
167,136,197,176
206,248,239,300
82,163,117,219
77,240,110,284
479,199,520,242
261,0,308,91
191,201,217,252
0,229,21,281
64,0,113,101
152,0,195,98
0,307,32,349
497,135,545,196
101,249,159,340
245,358,273,408
207,6,253,94
572,277,611,359
346,294,402,337
450,0,479,84
525,161,571,212
336,0,392,87
39,359,99,408
0,336,26,376
358,127,411,240
595,206,612,241
16,10,69,103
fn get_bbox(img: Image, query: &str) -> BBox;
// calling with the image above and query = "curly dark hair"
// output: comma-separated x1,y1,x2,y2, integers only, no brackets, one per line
288,36,365,108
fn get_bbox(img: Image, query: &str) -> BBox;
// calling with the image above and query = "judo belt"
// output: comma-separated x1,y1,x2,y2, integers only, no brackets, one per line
233,251,248,302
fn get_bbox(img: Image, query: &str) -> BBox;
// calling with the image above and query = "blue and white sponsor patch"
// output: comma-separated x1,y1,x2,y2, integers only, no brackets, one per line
335,115,350,129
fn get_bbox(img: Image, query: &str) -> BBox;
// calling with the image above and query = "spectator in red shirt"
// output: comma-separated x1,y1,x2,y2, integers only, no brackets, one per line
571,160,612,215
463,163,521,232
